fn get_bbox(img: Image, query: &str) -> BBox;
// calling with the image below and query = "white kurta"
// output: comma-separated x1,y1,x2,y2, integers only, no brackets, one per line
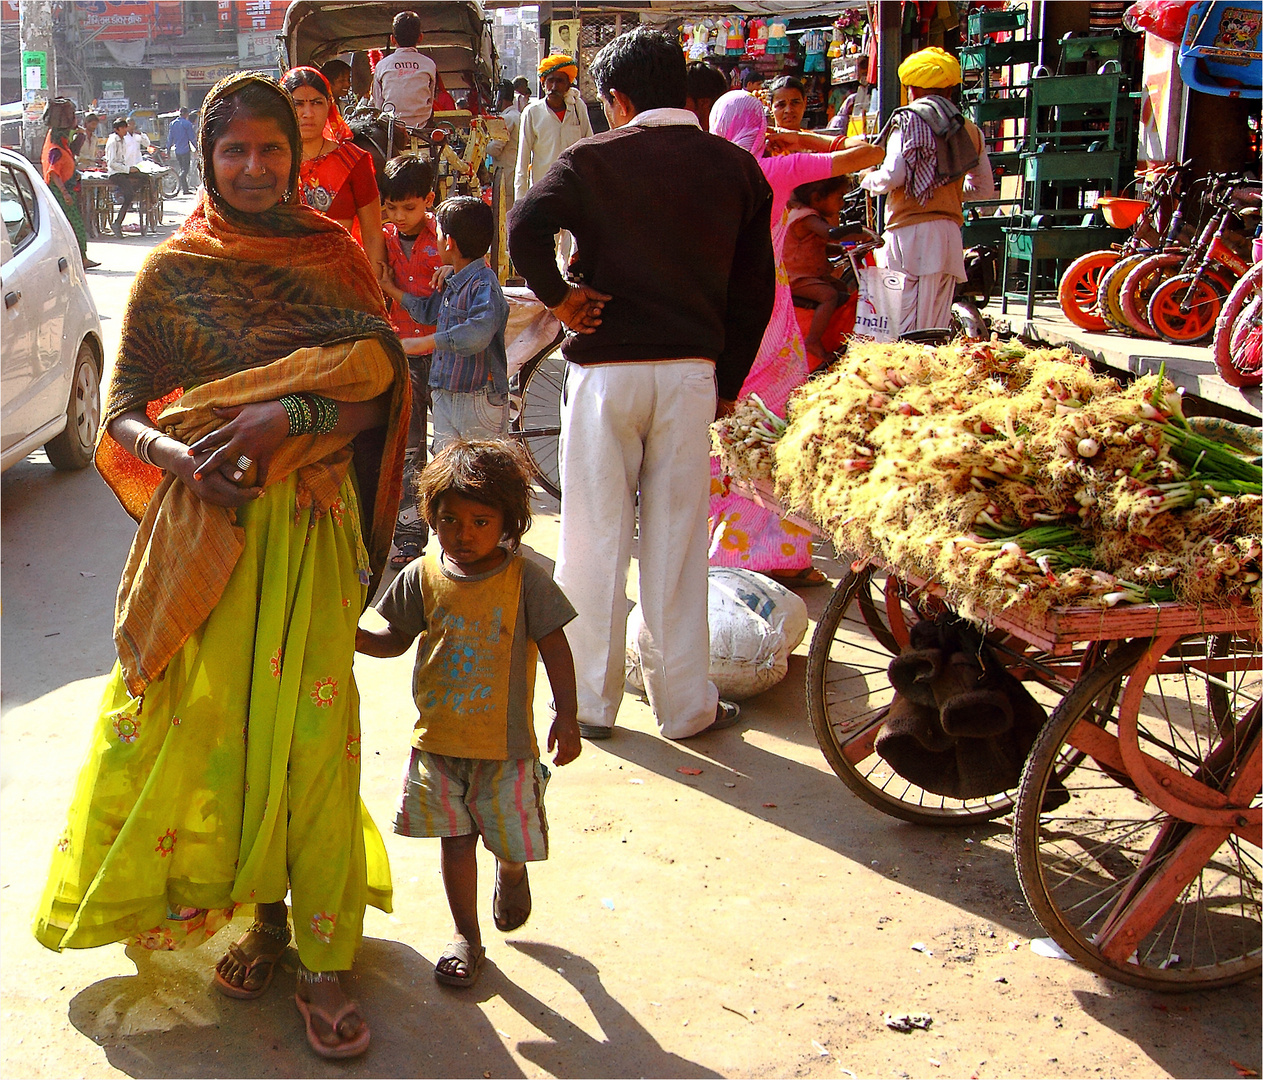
861,128,995,333
513,91,594,201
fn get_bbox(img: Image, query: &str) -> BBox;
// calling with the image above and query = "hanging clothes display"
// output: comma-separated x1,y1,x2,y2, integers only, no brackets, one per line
767,15,790,54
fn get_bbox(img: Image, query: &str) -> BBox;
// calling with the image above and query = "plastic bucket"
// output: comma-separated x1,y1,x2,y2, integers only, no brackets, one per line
1097,196,1148,229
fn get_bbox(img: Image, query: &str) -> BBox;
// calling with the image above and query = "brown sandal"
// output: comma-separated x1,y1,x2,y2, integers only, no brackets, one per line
212,922,290,1000
494,865,531,932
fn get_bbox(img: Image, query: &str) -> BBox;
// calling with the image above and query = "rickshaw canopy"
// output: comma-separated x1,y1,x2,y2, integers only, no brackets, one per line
281,1,497,105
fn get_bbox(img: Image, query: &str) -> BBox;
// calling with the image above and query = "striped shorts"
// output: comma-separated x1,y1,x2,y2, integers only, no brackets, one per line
394,748,550,863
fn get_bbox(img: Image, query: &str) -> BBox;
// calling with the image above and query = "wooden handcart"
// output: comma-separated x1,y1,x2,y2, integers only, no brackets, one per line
734,477,1262,992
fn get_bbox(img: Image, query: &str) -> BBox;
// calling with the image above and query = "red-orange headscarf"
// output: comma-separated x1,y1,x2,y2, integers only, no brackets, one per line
283,65,355,143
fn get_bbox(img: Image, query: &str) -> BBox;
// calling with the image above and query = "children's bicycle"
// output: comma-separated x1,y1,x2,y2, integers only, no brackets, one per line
1213,260,1263,386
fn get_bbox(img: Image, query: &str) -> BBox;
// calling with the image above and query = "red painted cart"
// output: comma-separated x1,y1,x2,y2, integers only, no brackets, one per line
735,478,1261,991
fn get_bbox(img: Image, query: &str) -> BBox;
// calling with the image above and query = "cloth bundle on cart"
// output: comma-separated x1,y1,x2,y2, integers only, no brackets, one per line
874,616,1050,799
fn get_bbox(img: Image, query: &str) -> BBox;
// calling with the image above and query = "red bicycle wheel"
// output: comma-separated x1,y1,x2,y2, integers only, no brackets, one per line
1058,250,1118,331
1118,253,1181,338
1212,263,1263,387
1148,273,1224,344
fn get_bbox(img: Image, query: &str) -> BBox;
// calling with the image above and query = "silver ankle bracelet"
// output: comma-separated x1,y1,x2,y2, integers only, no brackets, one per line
248,920,291,944
297,965,342,985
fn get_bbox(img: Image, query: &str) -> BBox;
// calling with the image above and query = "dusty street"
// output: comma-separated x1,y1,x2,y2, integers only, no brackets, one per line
1,199,1258,1080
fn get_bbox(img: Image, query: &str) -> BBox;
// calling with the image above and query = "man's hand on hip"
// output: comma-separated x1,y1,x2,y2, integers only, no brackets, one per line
551,284,612,335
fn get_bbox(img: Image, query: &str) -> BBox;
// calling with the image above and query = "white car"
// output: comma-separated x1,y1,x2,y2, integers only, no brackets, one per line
1,147,104,471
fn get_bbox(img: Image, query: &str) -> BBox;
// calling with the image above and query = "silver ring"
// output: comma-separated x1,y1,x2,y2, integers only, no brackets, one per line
235,454,253,471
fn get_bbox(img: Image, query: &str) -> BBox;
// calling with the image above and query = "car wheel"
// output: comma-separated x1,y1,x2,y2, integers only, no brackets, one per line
44,342,101,470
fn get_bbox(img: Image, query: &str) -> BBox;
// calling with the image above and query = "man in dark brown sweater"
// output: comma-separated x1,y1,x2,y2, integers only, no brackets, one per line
508,26,775,741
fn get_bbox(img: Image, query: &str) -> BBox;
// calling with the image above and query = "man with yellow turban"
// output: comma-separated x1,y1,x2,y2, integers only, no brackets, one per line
515,52,594,266
860,46,994,334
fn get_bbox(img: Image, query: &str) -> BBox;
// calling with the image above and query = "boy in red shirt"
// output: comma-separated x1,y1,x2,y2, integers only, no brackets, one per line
381,154,445,568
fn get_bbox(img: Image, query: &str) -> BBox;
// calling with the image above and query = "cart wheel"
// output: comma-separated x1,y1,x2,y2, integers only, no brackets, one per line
1014,633,1262,990
510,346,564,500
1058,250,1117,331
1148,274,1223,344
806,566,1078,824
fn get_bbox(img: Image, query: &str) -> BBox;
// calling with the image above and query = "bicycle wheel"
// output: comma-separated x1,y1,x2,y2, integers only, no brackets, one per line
1014,633,1262,990
1118,253,1181,338
511,348,565,500
1058,250,1118,331
805,566,1082,825
1148,273,1224,344
1213,263,1263,387
1098,253,1153,336
160,169,180,198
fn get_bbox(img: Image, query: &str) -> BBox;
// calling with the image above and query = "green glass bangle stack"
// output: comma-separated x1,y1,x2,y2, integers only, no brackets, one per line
279,393,339,436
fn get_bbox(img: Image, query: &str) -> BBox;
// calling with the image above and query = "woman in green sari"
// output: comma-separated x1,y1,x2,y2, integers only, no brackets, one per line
32,73,410,1061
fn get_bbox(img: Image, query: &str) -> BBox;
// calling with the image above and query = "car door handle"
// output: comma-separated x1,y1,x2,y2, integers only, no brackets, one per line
4,290,19,309
58,257,68,272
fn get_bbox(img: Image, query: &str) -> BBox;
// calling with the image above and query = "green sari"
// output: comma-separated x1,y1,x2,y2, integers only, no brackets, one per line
34,472,392,970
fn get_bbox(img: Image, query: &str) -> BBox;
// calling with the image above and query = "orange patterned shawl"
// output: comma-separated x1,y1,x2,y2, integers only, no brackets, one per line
98,94,409,692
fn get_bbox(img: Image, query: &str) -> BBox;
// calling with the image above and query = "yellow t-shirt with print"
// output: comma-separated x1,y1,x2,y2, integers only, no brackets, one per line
375,550,577,760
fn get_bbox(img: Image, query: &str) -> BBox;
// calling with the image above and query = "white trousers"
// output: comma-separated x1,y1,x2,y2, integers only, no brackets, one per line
555,361,720,739
898,272,957,335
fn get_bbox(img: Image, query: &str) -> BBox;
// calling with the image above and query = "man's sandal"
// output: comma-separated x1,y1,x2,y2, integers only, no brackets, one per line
294,993,371,1059
494,865,532,932
434,940,486,988
212,921,291,1000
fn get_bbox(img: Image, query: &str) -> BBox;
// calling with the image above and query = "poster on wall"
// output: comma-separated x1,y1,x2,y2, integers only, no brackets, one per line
550,20,579,57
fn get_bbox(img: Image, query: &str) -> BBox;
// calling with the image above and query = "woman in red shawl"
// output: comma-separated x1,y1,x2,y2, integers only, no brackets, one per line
281,66,387,277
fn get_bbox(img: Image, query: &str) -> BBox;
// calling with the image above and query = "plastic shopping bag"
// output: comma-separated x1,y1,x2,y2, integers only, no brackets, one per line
853,267,906,343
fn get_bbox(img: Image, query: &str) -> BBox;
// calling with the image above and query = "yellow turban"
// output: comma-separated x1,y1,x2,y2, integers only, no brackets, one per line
898,47,962,89
539,54,578,83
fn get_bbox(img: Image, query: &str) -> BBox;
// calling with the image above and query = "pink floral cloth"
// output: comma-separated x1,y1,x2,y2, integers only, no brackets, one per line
708,141,832,571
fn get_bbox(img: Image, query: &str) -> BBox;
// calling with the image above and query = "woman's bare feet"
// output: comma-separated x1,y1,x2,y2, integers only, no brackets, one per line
213,901,290,998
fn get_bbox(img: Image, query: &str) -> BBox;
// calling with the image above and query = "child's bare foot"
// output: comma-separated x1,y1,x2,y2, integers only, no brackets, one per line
213,905,290,999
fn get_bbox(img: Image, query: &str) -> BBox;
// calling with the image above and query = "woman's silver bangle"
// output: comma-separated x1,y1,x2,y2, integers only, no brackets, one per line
133,427,162,466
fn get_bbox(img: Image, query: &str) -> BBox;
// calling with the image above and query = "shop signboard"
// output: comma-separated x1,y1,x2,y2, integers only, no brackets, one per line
1,2,18,24
235,0,287,32
186,66,240,86
78,1,158,41
831,55,861,83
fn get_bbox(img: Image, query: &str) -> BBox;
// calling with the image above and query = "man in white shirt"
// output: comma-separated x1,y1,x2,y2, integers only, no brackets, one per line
105,115,142,237
514,54,593,266
125,114,150,166
371,10,438,129
489,82,521,208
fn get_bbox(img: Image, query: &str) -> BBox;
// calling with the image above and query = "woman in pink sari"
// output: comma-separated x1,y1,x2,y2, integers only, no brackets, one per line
708,91,882,585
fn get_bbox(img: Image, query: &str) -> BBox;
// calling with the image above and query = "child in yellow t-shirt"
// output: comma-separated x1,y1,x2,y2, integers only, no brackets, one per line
356,439,580,989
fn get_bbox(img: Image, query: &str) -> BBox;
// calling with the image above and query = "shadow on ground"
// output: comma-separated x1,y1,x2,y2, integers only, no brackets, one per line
67,937,716,1079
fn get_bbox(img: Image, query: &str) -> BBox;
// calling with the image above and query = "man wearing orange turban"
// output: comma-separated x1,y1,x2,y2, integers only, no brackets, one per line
860,46,994,334
515,52,594,266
